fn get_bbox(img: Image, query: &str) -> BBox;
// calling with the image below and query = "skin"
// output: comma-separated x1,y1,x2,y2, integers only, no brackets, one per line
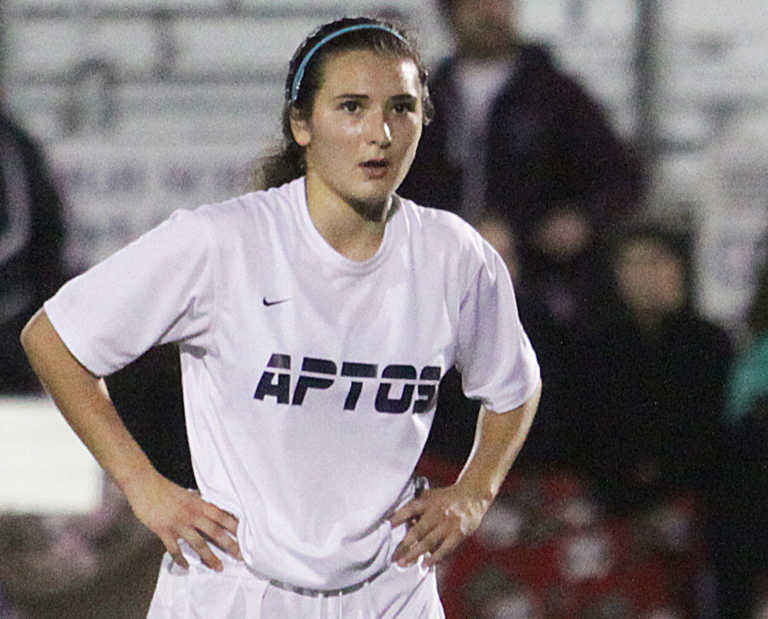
390,392,539,568
20,45,541,575
20,310,241,572
532,207,593,261
450,0,517,59
615,238,686,327
291,49,423,261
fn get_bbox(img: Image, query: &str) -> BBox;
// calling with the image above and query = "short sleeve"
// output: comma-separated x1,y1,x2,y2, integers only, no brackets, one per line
455,243,540,413
44,208,215,377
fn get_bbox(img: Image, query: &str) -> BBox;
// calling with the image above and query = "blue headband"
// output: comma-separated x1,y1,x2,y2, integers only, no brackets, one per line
290,23,408,103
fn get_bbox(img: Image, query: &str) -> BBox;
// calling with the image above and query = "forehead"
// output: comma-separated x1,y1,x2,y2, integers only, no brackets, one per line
317,49,421,96
619,239,679,265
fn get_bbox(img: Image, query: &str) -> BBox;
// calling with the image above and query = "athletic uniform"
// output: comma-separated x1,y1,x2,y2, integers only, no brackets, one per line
44,177,540,617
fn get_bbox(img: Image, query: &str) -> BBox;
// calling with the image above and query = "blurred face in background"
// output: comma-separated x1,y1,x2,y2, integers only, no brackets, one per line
615,237,686,324
450,0,516,58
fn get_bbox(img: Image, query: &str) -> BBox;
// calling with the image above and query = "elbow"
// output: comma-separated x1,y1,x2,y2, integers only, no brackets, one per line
527,379,543,412
20,308,53,367
20,308,43,354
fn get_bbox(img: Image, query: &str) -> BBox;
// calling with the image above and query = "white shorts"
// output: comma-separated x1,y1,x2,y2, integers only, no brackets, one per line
146,551,444,619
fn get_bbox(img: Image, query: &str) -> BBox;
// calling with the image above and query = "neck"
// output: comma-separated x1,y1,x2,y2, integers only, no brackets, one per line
304,175,390,262
633,309,663,330
457,40,517,62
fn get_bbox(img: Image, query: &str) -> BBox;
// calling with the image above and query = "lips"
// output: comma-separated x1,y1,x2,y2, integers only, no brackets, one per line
359,159,390,178
360,159,389,168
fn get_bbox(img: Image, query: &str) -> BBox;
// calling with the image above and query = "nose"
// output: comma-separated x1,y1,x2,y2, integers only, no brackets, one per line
367,111,392,147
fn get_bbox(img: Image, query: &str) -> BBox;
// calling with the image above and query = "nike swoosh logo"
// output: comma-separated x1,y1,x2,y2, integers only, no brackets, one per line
263,297,291,307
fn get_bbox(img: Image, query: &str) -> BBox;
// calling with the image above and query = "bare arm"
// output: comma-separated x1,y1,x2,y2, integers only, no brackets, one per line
20,309,241,571
391,381,541,567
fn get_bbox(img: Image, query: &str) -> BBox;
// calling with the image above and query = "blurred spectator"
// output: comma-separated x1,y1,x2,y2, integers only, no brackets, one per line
400,0,645,326
578,222,732,516
719,256,768,618
573,222,733,616
0,107,66,393
426,214,584,472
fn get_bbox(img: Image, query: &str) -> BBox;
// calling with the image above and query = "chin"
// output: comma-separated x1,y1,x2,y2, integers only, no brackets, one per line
348,197,389,222
342,187,393,221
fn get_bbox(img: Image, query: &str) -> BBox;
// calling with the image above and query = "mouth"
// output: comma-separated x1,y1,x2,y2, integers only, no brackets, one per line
360,159,389,168
359,159,390,179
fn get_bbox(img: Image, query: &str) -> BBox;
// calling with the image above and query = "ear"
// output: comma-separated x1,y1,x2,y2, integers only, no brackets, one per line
289,107,311,147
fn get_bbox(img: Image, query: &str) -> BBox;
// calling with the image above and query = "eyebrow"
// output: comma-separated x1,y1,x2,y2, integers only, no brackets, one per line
391,94,418,102
333,93,418,101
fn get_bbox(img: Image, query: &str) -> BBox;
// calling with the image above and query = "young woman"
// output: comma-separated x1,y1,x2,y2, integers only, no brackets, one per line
21,16,540,618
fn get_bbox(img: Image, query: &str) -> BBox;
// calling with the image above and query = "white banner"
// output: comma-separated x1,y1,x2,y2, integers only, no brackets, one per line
0,396,102,514
50,139,260,273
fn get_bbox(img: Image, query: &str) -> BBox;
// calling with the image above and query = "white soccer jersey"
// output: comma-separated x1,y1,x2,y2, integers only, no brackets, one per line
44,177,540,590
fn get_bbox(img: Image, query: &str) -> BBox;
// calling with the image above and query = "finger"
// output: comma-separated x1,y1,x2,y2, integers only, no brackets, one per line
392,515,441,564
163,536,189,570
389,498,425,528
397,525,447,567
203,503,240,537
196,517,242,560
424,530,464,567
182,528,224,572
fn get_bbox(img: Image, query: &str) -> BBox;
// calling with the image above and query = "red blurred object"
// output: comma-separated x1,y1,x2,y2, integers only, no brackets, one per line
417,454,707,619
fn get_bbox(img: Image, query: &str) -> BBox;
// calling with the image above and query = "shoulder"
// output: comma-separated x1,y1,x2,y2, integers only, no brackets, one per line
191,179,301,234
665,311,733,358
700,319,734,358
516,43,600,103
683,312,731,344
395,197,502,281
397,196,485,252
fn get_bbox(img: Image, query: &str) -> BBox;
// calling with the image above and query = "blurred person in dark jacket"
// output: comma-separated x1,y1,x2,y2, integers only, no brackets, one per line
0,108,66,393
579,223,732,515
400,0,645,326
574,222,733,616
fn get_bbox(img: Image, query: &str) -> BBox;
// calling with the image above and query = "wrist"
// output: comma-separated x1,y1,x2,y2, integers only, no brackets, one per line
115,459,162,502
454,473,497,506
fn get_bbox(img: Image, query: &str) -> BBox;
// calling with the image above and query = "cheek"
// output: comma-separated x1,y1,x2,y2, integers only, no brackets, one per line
657,267,684,296
320,110,362,140
400,120,422,154
341,120,363,138
616,268,642,299
316,123,361,155
411,121,423,145
309,111,360,147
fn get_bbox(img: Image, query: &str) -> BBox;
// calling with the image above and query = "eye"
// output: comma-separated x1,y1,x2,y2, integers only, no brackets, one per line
339,100,360,113
393,101,416,114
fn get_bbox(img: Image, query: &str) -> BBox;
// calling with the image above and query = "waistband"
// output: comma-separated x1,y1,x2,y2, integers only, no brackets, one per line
256,562,390,598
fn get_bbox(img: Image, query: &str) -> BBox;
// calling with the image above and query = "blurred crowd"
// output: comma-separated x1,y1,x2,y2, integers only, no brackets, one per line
2,0,768,617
